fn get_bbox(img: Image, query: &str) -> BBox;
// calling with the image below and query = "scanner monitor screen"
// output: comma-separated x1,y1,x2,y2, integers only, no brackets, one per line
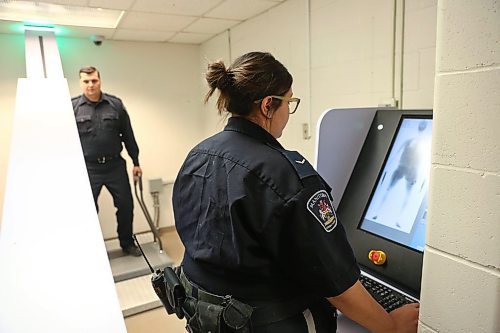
359,118,432,252
334,109,433,295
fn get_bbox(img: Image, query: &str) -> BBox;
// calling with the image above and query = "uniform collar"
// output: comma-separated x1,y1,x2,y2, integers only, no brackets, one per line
224,117,284,149
75,92,110,107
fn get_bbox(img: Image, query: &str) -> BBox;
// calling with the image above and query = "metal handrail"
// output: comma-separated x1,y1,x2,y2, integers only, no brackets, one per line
133,174,163,252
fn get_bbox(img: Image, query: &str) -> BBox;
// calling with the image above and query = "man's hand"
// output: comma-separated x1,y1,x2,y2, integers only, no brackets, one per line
133,166,142,182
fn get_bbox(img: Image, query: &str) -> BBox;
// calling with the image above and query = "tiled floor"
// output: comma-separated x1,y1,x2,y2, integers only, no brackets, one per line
124,228,187,333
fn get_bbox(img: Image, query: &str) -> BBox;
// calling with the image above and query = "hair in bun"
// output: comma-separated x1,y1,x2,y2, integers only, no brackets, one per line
204,52,292,116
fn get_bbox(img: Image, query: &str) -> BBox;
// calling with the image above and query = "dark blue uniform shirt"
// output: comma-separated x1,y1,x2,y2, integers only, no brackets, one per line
72,93,140,166
173,117,359,302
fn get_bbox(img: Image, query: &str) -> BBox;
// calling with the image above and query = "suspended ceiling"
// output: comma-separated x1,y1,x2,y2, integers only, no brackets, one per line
0,0,286,44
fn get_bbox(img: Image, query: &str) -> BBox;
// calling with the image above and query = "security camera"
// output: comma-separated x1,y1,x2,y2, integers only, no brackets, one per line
91,35,105,46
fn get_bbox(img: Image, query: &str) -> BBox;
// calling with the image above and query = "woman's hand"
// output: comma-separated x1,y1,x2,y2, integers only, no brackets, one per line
388,303,420,333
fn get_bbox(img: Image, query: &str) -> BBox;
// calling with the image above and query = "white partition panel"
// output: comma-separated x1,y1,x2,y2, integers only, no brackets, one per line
25,30,64,79
315,108,380,207
0,82,126,331
24,31,45,78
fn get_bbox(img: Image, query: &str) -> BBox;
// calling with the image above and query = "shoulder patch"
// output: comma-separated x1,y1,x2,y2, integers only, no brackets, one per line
278,150,317,180
307,190,337,232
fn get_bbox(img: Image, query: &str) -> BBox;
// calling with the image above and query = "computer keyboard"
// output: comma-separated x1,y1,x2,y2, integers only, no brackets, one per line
360,274,417,312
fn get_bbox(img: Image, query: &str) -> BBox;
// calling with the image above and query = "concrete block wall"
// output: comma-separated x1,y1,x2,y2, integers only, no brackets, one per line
419,1,500,332
200,0,438,163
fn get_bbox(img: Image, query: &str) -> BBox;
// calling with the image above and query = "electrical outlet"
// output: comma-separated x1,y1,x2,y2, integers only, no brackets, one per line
302,123,311,140
378,98,398,108
149,178,163,193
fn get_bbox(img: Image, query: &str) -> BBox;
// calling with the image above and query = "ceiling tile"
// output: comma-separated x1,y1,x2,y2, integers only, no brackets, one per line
0,1,123,29
89,0,135,10
0,0,290,43
184,17,239,34
57,25,115,39
0,19,115,39
168,32,213,44
131,0,222,16
119,11,196,31
35,0,89,6
205,0,278,20
112,28,174,42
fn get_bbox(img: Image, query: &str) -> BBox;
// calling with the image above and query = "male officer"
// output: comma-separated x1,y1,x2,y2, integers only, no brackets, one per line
72,66,142,256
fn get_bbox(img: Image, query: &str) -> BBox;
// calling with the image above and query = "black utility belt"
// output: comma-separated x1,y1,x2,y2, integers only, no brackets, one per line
179,268,253,333
85,155,120,164
174,268,316,332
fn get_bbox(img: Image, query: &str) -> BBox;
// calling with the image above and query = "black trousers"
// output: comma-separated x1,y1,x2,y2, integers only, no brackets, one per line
85,157,135,249
251,299,337,333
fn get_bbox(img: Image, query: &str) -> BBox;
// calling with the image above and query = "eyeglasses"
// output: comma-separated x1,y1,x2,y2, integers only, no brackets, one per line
254,95,301,114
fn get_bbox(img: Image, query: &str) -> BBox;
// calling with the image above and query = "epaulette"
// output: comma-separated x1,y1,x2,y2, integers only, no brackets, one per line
103,93,124,110
278,149,317,180
71,95,83,110
278,149,333,197
103,93,122,102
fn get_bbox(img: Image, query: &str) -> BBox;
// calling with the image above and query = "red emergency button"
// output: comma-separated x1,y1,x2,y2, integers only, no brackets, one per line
368,250,386,265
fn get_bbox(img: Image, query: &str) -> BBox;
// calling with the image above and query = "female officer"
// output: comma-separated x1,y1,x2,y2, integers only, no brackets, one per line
172,51,419,333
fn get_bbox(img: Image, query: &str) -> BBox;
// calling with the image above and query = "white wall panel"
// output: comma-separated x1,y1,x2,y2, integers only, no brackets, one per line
0,78,126,333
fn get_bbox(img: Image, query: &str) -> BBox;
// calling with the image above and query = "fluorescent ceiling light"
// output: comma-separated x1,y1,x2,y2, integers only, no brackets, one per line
0,1,124,29
23,25,55,32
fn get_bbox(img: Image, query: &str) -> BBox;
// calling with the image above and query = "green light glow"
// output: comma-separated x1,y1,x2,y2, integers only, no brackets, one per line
16,22,64,35
13,22,26,33
51,26,68,36
23,25,55,32
23,19,54,27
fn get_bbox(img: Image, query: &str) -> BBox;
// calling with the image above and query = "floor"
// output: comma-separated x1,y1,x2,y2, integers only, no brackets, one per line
124,227,188,333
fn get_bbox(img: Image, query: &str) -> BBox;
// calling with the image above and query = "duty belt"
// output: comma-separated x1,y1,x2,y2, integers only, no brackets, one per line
180,269,230,306
85,155,120,164
179,268,253,333
179,268,318,327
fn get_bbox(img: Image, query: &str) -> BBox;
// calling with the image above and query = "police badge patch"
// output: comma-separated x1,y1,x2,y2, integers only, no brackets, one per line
307,190,337,232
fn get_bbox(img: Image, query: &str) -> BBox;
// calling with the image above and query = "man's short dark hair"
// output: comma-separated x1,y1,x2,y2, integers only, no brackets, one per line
79,66,100,78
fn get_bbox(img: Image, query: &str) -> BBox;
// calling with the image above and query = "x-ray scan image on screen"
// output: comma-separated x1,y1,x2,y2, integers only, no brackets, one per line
360,118,432,252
